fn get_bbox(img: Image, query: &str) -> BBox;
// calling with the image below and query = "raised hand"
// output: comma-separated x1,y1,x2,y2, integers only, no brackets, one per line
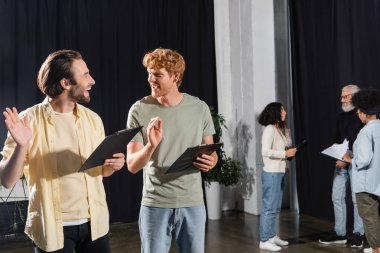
147,117,163,148
3,107,32,147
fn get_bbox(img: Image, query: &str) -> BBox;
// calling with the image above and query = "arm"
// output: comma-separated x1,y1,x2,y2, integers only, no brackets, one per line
0,145,27,188
342,152,352,163
261,126,286,159
126,117,162,174
262,126,296,159
0,108,32,189
350,130,373,169
193,135,218,172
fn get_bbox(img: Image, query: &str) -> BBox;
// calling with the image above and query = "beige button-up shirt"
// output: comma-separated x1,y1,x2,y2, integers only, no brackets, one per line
1,98,109,252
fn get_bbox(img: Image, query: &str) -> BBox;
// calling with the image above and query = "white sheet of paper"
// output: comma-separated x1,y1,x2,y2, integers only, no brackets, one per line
321,139,349,161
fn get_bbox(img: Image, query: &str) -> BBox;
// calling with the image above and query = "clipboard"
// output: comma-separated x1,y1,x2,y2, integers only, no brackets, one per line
165,142,223,174
79,126,143,172
319,139,349,163
287,139,308,161
296,139,308,150
319,152,349,163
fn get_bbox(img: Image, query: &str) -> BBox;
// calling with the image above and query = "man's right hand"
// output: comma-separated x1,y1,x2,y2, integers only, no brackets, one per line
336,160,348,168
147,117,162,148
3,107,32,147
126,117,163,174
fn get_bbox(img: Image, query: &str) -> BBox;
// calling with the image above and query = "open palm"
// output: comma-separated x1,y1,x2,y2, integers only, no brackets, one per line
3,107,32,147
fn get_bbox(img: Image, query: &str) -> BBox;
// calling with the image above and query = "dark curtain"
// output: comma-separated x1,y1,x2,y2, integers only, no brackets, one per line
0,0,217,222
289,0,380,221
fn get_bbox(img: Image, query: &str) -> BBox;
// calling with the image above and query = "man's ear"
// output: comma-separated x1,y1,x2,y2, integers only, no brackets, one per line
60,78,70,90
173,73,180,83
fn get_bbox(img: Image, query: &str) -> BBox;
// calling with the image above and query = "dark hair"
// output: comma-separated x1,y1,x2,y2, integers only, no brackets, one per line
352,88,380,115
258,102,285,128
37,50,83,98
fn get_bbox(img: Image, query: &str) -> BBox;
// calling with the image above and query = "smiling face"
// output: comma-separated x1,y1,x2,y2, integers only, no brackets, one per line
68,59,95,103
341,88,355,112
147,68,178,99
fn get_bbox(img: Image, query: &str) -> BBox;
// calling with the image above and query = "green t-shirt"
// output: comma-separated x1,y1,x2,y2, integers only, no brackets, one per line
127,93,215,208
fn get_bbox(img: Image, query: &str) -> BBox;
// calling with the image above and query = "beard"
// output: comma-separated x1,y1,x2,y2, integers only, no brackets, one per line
342,104,354,112
69,83,90,103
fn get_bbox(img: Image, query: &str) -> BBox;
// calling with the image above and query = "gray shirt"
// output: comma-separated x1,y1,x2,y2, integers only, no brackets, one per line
127,93,215,208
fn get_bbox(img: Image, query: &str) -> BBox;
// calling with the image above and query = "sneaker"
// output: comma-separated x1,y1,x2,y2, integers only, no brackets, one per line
349,233,364,248
259,240,282,252
319,232,347,244
270,235,289,246
363,235,371,251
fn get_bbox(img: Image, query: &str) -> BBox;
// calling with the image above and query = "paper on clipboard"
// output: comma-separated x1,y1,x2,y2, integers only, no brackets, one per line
79,126,143,172
320,138,349,162
165,142,223,174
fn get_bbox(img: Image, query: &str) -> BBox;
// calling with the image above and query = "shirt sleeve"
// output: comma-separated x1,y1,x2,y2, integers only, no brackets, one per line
1,132,17,161
352,129,373,170
126,103,144,143
202,102,216,137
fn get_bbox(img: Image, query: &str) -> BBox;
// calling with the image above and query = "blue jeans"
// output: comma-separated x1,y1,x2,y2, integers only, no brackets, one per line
259,171,285,241
332,166,364,236
139,205,206,253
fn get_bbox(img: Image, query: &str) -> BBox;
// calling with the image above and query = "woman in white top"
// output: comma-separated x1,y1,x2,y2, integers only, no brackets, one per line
258,102,297,252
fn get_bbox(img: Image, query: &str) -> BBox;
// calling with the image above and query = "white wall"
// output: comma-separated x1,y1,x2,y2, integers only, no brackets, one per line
214,0,276,215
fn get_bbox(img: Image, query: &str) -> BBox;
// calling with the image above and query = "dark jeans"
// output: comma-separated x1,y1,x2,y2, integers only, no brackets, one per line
34,222,111,253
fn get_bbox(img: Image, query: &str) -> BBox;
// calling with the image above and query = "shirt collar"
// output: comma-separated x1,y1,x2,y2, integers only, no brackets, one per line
41,97,80,119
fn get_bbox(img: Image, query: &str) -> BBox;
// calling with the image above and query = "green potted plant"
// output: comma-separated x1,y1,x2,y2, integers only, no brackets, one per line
202,107,242,219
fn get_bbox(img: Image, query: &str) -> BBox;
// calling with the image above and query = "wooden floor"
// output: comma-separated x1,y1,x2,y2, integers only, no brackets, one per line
0,210,365,253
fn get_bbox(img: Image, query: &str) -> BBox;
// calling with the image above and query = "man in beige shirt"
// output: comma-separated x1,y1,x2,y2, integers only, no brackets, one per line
0,50,125,252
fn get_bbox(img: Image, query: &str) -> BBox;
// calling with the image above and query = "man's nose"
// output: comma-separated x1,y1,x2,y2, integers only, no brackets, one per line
89,74,95,85
148,75,155,82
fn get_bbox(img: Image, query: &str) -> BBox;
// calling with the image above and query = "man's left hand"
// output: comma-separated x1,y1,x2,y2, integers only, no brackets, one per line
104,153,126,172
336,160,348,168
193,153,217,172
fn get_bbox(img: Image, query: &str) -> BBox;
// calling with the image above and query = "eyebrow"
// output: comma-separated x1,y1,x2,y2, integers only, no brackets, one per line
148,70,163,75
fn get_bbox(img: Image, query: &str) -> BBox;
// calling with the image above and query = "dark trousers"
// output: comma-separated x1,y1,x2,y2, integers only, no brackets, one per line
34,222,111,253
